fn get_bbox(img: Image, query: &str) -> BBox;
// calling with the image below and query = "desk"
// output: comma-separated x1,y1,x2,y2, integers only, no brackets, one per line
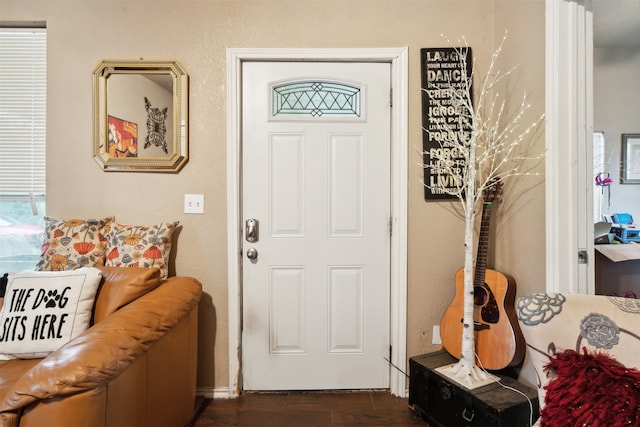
595,245,640,297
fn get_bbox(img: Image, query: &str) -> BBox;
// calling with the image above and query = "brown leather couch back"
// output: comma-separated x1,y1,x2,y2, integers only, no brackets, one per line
0,275,201,427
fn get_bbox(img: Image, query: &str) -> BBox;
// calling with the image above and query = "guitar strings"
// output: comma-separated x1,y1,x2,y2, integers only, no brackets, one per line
475,352,535,427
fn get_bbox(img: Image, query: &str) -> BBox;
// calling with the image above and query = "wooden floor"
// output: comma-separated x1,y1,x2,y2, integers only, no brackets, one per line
191,391,428,427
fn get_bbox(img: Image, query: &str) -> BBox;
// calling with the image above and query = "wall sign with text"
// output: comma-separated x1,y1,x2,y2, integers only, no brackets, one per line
421,47,473,201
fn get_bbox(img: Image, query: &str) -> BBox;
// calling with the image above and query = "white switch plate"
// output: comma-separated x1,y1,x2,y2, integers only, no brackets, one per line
184,194,205,214
432,325,441,345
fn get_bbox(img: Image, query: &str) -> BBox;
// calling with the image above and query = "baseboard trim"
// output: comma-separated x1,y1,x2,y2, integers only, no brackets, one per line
196,386,234,399
197,386,408,399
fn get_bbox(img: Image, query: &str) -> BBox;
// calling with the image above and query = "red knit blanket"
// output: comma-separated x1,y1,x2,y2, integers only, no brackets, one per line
541,348,640,427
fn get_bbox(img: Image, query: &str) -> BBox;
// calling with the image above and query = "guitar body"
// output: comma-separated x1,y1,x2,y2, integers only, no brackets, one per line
440,267,525,370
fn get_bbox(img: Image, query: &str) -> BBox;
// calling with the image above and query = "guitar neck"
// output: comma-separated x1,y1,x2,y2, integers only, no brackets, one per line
474,201,492,286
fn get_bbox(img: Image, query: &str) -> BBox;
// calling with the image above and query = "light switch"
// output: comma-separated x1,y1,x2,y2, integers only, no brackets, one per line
184,194,205,214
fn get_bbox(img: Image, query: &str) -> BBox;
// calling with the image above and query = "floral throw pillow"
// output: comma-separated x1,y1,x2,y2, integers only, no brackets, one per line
104,221,179,279
36,217,113,271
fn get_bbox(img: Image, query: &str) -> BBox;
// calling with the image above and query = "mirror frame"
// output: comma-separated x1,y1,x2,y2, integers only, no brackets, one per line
93,60,189,172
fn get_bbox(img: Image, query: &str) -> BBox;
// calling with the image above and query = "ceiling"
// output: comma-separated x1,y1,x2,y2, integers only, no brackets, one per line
593,0,640,48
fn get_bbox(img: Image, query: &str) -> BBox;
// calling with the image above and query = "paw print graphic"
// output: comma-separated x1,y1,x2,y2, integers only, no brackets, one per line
44,290,62,308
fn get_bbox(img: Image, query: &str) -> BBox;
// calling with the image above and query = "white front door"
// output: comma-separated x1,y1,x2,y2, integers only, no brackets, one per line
241,61,391,390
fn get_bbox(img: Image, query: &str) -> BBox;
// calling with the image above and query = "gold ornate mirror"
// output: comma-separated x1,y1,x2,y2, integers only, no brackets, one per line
93,60,188,172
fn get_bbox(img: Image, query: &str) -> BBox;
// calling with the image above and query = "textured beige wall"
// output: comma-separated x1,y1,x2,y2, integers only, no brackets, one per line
0,0,545,392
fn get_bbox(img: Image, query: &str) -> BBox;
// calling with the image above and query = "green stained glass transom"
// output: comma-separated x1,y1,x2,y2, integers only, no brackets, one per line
272,81,361,118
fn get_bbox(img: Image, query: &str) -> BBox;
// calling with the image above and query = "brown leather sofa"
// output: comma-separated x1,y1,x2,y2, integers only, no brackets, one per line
0,267,202,427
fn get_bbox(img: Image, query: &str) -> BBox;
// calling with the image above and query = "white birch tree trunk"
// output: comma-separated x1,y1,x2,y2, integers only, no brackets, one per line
461,149,476,370
437,135,495,388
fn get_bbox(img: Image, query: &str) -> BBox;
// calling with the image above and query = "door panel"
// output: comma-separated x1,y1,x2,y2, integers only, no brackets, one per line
329,266,364,352
242,61,391,390
329,134,364,236
270,133,305,237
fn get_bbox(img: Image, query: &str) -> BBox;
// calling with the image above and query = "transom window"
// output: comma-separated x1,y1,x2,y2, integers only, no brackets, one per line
272,81,361,118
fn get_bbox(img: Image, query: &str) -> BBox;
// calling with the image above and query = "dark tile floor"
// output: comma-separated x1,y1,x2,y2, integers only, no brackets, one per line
191,391,428,427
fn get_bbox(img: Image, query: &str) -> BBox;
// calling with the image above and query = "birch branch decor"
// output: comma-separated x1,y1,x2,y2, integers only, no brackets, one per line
422,31,544,389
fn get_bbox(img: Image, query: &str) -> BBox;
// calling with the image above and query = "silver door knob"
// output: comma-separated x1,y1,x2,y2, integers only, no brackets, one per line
246,247,258,260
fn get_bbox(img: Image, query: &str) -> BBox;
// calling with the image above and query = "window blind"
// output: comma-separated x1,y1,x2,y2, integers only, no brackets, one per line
0,28,46,197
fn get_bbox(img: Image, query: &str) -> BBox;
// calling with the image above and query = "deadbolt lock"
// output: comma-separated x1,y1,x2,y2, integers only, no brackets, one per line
246,219,259,243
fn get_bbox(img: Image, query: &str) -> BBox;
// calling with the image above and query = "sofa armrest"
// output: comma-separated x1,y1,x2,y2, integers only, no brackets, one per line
0,276,201,421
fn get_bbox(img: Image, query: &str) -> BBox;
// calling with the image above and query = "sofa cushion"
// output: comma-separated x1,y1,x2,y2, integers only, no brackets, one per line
94,266,162,323
36,217,113,271
104,221,179,279
0,267,102,359
540,348,640,427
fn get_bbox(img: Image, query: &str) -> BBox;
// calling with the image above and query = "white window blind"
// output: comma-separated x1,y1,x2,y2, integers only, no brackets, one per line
0,28,46,197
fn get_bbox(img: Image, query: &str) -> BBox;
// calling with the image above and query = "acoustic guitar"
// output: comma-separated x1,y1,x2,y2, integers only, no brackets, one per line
439,182,525,370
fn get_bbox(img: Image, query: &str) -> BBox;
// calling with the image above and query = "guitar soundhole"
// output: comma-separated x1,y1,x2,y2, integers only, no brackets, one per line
473,286,488,306
474,284,499,324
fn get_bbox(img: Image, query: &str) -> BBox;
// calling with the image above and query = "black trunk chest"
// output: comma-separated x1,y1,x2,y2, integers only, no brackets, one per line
409,351,539,427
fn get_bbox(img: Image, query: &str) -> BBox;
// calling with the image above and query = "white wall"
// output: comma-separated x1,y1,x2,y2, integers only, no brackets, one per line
594,47,640,220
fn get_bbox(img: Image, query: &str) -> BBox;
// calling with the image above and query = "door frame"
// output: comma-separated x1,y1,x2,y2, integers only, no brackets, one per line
226,48,408,397
545,0,595,295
